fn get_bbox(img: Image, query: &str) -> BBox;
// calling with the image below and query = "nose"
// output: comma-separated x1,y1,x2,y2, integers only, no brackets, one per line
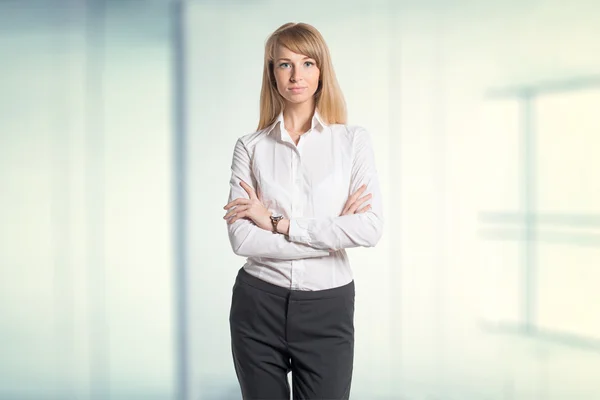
290,68,302,83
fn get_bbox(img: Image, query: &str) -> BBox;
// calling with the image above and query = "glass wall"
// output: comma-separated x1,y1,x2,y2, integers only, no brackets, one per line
0,1,175,399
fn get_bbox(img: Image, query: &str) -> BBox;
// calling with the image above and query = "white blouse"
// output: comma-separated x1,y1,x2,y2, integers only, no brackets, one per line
226,110,384,290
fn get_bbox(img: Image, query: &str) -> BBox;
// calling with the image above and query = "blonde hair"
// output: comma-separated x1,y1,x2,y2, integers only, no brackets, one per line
257,22,347,131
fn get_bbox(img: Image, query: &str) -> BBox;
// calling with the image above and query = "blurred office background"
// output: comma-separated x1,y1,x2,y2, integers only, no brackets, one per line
1,0,599,399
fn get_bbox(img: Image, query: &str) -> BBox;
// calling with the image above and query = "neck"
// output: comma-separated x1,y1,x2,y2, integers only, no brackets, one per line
283,100,315,134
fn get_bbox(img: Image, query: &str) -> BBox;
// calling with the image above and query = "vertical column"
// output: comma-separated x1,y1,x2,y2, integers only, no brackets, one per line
520,92,537,334
171,1,189,399
84,0,107,398
387,0,403,389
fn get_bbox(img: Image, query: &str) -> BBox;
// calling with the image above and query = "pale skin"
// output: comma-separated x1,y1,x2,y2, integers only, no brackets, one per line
223,44,372,234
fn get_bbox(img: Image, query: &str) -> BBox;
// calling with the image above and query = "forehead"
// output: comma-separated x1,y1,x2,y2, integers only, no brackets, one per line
275,45,311,60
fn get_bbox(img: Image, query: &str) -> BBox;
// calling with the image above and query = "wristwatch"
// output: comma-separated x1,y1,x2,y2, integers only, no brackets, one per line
270,213,284,233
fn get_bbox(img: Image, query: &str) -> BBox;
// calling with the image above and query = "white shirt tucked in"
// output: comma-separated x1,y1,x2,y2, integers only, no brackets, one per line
226,110,384,290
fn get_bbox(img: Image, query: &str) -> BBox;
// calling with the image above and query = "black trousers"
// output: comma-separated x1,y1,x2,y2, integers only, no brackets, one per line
229,267,355,400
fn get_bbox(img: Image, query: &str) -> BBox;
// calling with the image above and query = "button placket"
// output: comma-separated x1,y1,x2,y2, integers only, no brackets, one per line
291,150,296,216
289,142,305,291
292,151,302,214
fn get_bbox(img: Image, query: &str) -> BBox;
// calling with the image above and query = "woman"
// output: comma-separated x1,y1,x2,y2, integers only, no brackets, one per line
223,22,384,400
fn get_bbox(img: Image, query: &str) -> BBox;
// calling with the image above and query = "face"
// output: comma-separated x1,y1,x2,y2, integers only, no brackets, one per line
272,45,320,106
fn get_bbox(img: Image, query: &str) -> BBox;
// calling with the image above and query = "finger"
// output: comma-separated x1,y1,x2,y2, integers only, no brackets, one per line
239,181,257,200
354,184,367,194
224,198,250,210
348,193,372,214
342,185,367,214
223,205,249,220
357,204,372,213
356,193,372,205
228,210,247,224
349,184,367,203
352,184,367,196
341,201,350,215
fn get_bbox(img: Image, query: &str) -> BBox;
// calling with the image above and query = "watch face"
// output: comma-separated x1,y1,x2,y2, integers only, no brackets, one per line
271,214,283,220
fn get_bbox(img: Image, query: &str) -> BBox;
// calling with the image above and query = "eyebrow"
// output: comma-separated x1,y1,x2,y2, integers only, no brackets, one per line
276,57,313,62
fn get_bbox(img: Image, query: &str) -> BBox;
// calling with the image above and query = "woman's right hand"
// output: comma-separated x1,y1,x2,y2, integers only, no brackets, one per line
340,184,372,216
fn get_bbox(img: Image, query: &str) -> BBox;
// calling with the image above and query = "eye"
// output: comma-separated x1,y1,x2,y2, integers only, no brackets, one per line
304,61,315,67
279,62,290,68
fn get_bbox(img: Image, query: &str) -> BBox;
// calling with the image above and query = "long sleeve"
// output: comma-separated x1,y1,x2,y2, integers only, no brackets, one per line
226,138,330,260
287,127,384,251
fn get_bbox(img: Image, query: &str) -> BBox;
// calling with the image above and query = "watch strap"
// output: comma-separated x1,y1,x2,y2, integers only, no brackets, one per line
270,215,283,233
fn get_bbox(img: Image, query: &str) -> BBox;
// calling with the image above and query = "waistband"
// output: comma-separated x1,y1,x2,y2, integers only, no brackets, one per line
236,267,354,301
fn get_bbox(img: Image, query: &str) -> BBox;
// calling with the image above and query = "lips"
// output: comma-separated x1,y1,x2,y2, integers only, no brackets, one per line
289,87,307,93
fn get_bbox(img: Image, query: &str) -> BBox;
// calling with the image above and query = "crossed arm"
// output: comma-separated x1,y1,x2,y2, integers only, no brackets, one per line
224,128,384,258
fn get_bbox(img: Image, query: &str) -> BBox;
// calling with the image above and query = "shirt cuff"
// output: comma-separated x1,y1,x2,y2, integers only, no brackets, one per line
288,218,311,244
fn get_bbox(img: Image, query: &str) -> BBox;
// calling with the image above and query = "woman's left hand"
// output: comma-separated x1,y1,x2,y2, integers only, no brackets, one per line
223,181,272,231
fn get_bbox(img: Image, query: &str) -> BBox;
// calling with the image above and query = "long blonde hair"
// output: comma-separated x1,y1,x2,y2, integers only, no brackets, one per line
257,22,347,131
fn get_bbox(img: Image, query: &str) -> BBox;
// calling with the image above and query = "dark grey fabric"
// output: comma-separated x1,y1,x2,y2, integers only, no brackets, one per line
229,267,355,400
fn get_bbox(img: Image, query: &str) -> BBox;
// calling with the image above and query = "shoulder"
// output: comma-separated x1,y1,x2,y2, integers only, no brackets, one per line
234,128,270,154
329,123,371,143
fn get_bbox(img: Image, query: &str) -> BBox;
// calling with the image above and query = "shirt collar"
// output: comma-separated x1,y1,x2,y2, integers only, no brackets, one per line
265,109,328,137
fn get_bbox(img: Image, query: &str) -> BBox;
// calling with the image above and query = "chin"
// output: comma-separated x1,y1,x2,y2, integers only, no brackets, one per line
285,95,314,104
